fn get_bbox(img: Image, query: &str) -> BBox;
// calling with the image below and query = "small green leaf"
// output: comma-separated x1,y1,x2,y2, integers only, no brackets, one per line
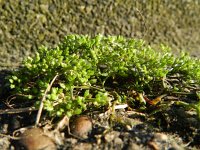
10,84,15,89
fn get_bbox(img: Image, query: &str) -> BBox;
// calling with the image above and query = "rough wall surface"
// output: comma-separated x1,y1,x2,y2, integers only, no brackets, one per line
0,0,200,69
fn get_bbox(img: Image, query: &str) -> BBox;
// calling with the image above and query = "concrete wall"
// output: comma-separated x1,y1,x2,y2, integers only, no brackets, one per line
0,0,200,69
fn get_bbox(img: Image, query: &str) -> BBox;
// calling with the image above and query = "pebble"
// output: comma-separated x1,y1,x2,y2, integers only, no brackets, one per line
149,132,169,150
18,127,56,150
69,116,93,139
73,143,92,150
127,143,141,150
114,137,123,145
147,141,159,150
153,132,168,142
104,131,120,143
169,142,185,150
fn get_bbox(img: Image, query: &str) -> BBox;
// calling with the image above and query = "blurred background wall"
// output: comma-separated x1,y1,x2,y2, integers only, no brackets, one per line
0,0,200,70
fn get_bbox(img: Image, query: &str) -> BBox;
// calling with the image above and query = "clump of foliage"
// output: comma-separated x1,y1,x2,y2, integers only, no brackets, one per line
8,35,200,117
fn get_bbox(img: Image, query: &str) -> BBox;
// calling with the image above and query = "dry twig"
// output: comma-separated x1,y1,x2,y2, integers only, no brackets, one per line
35,74,59,126
0,107,37,115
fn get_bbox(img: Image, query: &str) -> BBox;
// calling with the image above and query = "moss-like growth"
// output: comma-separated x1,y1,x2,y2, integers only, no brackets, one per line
8,35,200,117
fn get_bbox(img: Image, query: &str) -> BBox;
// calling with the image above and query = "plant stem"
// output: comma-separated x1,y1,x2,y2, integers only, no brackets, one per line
35,74,59,126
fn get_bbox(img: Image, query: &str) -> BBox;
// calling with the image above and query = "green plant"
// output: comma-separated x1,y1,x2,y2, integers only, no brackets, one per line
8,34,200,117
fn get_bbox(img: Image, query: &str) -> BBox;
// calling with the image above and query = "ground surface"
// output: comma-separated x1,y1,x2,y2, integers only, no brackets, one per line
0,70,200,149
0,105,199,150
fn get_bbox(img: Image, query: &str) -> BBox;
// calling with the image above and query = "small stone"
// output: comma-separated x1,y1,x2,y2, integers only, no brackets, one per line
153,133,168,142
18,127,56,150
147,141,159,150
127,143,141,150
104,131,120,143
169,142,185,150
0,137,11,150
74,143,92,150
69,116,93,139
114,137,123,145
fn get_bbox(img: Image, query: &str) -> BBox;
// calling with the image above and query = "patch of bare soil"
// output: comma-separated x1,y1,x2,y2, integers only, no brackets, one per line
0,104,199,150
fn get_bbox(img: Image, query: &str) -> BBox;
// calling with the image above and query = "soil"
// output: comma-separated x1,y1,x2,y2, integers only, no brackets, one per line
0,72,200,150
0,105,199,150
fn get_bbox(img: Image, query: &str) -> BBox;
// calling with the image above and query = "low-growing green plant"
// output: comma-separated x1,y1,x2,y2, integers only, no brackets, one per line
7,34,200,117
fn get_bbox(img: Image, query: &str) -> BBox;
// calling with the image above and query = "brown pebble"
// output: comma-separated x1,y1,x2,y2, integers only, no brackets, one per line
19,127,56,150
69,116,92,139
127,143,141,150
74,143,92,150
153,133,168,142
147,141,159,150
104,131,120,143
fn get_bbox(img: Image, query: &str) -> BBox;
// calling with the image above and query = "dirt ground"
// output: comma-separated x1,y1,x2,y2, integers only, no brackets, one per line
0,72,200,150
